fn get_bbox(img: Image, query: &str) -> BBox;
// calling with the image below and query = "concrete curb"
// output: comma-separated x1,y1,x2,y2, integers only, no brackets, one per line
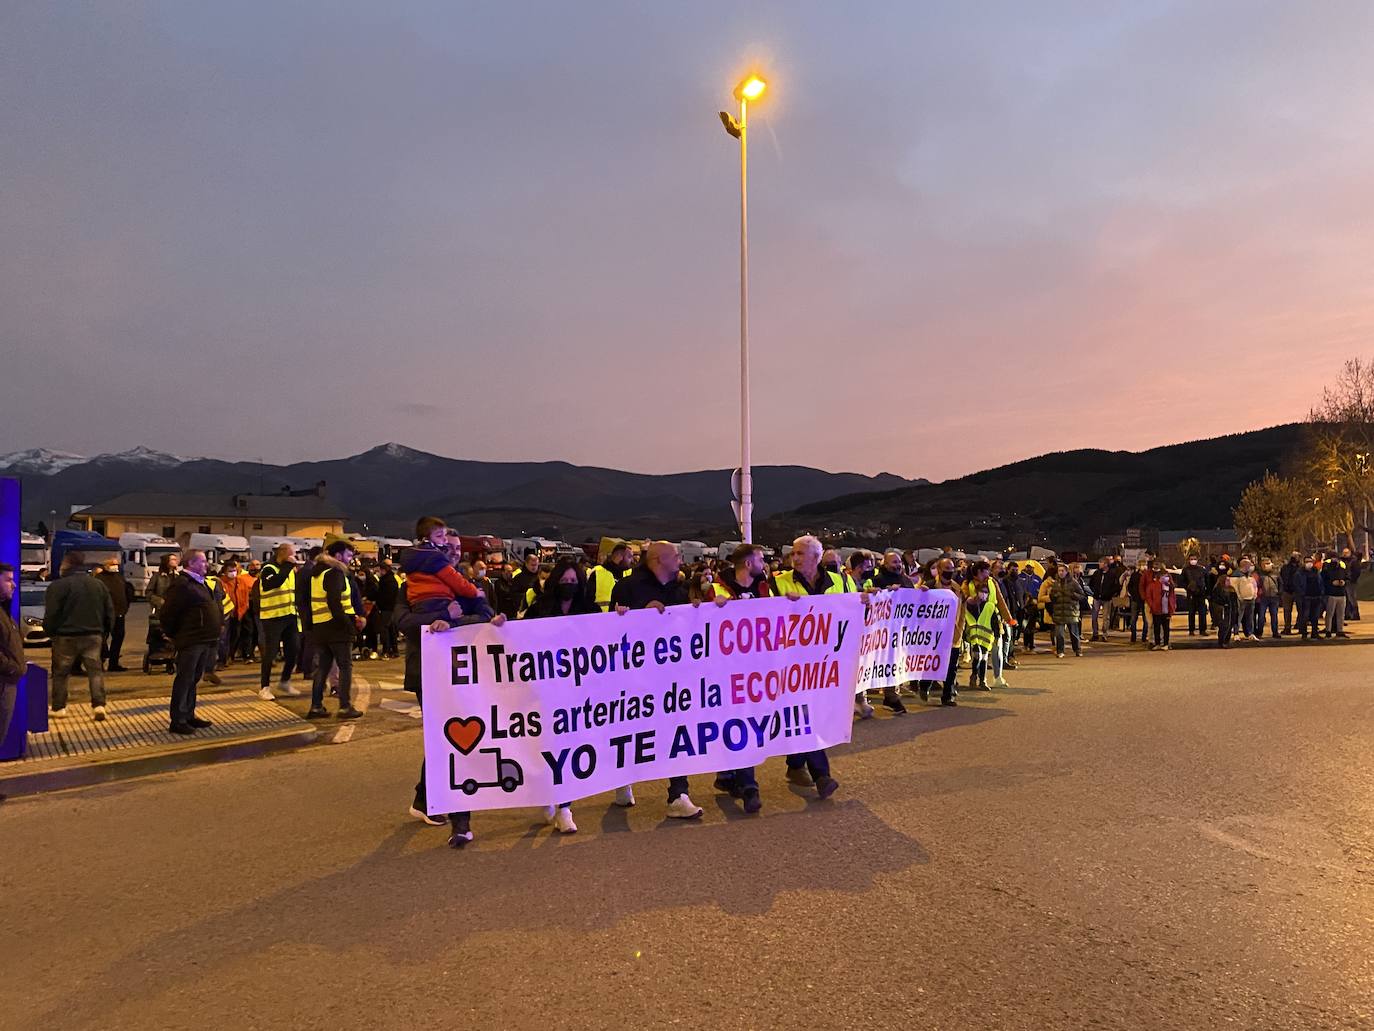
0,724,319,797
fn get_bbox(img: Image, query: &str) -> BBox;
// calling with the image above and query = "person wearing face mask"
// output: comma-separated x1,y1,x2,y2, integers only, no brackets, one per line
1209,562,1239,649
1254,559,1281,639
688,568,717,603
94,555,133,672
1180,553,1209,636
1017,562,1043,652
524,558,601,833
869,550,916,711
916,557,965,706
1299,555,1325,641
1278,551,1303,636
962,562,1000,688
1143,565,1177,650
586,541,633,613
847,550,877,592
1321,550,1350,638
1233,559,1259,641
708,543,773,810
1048,562,1086,658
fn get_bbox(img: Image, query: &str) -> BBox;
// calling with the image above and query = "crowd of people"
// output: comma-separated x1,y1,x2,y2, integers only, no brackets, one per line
5,524,1364,848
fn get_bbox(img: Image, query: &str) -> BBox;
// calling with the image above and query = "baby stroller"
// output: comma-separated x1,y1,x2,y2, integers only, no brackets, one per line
143,611,177,675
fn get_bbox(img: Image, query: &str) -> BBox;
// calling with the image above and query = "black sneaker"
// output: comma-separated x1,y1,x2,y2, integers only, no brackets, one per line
448,829,473,849
785,767,814,787
186,716,212,729
305,707,329,719
814,776,839,799
168,722,195,735
940,698,958,707
337,707,363,720
741,787,762,814
882,694,908,715
918,684,929,702
712,775,737,795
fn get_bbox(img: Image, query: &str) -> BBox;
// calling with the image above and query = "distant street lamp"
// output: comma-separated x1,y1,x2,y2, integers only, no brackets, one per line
720,74,767,543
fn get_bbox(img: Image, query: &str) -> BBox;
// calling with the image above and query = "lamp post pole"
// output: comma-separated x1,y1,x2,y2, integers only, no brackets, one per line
737,92,752,544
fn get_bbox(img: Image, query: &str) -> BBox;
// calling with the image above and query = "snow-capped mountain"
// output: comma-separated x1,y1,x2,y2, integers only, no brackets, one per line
0,448,87,474
87,446,187,468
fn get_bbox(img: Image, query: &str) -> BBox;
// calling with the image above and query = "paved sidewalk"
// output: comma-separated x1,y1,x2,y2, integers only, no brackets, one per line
0,691,318,796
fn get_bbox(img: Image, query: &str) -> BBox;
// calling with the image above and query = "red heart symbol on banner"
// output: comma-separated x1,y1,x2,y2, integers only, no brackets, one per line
444,715,485,755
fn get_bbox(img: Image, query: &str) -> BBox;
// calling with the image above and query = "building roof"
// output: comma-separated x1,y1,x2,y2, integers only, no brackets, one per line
81,491,346,521
1158,529,1239,545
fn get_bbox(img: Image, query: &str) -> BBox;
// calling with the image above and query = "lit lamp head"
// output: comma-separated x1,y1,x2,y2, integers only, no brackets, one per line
734,75,767,102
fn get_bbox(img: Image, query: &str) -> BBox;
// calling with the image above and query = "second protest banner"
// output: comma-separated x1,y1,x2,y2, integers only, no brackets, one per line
422,595,863,813
853,587,961,692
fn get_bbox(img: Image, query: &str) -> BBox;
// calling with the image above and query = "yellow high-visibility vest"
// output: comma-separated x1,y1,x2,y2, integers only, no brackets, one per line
773,569,849,597
205,576,235,618
588,564,628,612
964,595,996,651
258,564,297,620
310,567,356,624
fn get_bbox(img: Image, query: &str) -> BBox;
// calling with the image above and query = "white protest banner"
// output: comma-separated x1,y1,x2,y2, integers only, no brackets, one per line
421,595,862,812
854,587,961,692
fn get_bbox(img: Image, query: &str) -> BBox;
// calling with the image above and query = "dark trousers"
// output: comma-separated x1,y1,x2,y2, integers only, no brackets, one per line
218,615,237,666
258,617,299,688
666,775,690,802
413,678,469,829
1256,597,1279,638
0,680,16,746
101,614,126,667
1021,607,1038,650
1186,593,1208,633
1346,582,1360,620
51,634,106,709
1212,601,1234,646
1299,597,1322,637
380,610,399,656
236,614,257,660
942,647,960,703
296,636,316,677
784,751,830,779
170,641,215,725
1152,614,1171,647
311,639,353,709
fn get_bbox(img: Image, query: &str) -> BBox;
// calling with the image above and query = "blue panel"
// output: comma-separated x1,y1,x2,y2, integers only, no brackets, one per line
0,477,18,620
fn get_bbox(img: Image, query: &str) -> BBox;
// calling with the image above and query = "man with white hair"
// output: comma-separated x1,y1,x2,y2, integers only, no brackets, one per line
769,535,844,799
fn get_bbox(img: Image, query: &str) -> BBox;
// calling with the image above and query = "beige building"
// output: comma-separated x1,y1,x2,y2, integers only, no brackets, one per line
75,485,345,540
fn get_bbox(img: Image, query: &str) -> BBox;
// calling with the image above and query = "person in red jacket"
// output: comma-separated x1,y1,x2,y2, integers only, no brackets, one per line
1143,563,1177,651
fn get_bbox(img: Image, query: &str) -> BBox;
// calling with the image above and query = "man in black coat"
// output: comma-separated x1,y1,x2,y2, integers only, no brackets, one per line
158,549,222,734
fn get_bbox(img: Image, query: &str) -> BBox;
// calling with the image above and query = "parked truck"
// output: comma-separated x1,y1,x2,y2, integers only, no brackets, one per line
19,532,48,581
178,532,251,568
49,529,121,575
120,532,181,596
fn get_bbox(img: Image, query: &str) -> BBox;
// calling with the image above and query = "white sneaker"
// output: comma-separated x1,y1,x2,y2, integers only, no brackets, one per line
408,805,444,827
92,705,108,721
278,683,303,697
992,676,1009,688
50,707,67,718
258,686,275,701
553,807,577,834
369,651,379,660
666,794,703,819
854,699,875,719
614,785,636,808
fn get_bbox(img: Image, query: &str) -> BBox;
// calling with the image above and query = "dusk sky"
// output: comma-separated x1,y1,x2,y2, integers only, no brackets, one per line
4,2,1373,482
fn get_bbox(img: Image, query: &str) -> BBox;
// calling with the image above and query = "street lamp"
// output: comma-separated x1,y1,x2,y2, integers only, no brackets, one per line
720,73,767,543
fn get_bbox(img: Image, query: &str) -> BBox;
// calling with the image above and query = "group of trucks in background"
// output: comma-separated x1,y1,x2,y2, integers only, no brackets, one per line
17,529,781,599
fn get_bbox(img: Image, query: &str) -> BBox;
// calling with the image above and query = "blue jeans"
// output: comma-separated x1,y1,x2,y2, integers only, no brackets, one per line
785,751,830,779
1255,597,1279,638
1054,620,1081,655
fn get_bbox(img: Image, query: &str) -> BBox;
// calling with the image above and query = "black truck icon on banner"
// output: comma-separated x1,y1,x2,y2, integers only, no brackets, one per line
449,747,525,795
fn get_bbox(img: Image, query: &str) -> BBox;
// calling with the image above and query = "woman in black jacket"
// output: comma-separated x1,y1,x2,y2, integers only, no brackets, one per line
523,558,600,834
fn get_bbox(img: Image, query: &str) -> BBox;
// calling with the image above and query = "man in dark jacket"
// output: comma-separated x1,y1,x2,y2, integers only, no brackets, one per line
44,551,114,719
373,560,403,658
1341,547,1361,621
157,549,221,734
0,563,26,745
1321,552,1349,638
1299,557,1325,641
1278,551,1303,635
1180,555,1209,636
94,556,133,671
306,539,365,721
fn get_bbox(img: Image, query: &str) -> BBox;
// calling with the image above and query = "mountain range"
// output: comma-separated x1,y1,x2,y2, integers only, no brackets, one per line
759,424,1307,551
0,444,921,540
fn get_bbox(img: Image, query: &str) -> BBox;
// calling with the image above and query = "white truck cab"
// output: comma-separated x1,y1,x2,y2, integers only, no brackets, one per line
119,532,181,597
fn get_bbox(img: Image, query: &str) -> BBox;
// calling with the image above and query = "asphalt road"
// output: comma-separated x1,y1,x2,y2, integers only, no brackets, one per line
3,636,1373,1030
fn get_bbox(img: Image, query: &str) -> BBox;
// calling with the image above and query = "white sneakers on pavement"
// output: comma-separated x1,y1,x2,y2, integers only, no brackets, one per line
614,785,636,808
258,687,275,701
553,807,577,834
666,795,703,819
49,707,67,718
278,683,303,697
992,676,1009,688
92,705,107,721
